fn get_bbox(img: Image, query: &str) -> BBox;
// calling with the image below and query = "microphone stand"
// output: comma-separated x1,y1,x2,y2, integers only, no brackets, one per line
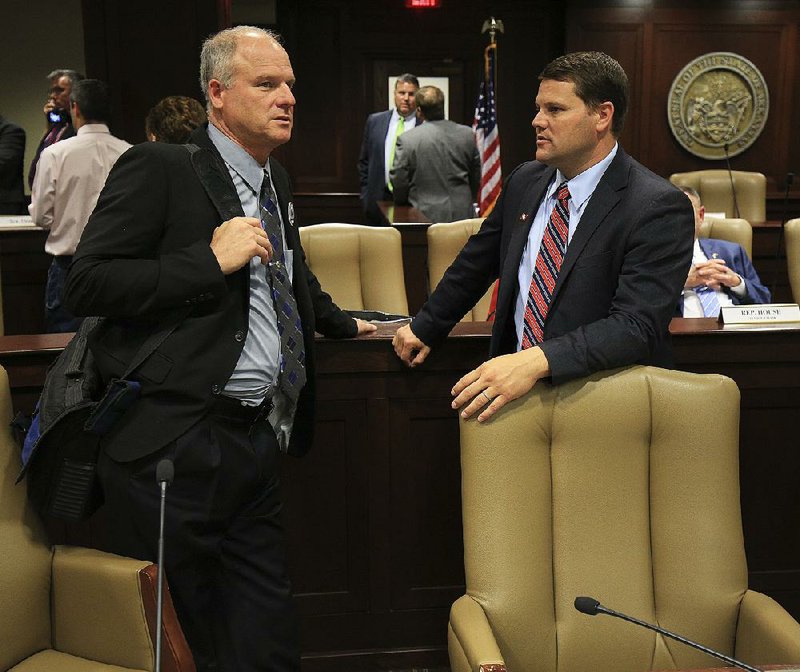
723,142,741,219
575,596,762,672
155,459,174,672
772,172,795,297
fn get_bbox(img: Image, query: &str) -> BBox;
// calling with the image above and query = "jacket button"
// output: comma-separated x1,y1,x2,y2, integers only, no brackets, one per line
234,330,245,342
211,384,221,395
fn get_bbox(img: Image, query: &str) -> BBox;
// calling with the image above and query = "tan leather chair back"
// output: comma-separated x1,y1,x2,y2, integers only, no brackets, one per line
698,217,753,258
669,170,766,222
299,223,409,315
0,363,195,671
457,366,746,672
0,367,52,669
786,219,800,303
427,218,492,321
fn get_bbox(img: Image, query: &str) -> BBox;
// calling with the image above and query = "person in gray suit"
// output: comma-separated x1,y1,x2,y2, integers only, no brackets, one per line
390,85,480,224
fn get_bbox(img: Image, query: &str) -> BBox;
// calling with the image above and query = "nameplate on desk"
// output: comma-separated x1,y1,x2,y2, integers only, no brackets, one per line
0,215,35,228
719,303,800,325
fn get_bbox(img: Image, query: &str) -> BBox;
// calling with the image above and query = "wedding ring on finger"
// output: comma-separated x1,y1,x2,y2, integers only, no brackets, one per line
481,390,492,403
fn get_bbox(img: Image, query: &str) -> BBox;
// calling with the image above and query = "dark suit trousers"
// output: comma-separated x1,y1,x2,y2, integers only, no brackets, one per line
97,398,300,672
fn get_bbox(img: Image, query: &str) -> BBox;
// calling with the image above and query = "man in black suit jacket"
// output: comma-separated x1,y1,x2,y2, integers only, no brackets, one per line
393,51,693,422
358,73,419,225
0,115,25,214
65,26,374,672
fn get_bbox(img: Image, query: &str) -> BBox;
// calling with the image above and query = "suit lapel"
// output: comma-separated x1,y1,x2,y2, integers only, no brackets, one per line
551,149,628,299
377,110,392,146
494,166,556,328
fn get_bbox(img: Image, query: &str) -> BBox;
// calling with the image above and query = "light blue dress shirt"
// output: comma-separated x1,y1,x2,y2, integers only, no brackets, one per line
208,123,291,405
514,143,619,349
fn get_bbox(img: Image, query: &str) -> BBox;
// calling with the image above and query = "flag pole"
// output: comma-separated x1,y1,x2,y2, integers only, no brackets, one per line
476,18,505,319
481,17,504,106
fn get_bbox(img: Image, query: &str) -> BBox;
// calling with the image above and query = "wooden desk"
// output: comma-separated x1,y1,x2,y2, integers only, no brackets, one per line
0,226,49,335
377,201,432,314
1,319,799,671
1,212,791,337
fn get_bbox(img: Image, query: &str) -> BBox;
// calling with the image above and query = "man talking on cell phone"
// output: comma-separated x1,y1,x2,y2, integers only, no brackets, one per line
65,26,375,672
28,68,84,188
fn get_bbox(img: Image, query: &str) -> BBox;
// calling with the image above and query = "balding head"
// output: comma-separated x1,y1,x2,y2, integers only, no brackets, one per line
199,26,284,109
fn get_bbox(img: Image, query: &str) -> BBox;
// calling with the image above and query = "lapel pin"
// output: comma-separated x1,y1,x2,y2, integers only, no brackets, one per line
519,212,528,221
288,202,295,226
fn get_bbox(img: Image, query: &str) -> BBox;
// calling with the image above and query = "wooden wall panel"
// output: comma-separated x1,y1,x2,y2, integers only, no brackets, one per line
81,0,222,144
278,0,564,204
567,22,645,168
649,21,791,181
389,400,464,611
566,4,800,192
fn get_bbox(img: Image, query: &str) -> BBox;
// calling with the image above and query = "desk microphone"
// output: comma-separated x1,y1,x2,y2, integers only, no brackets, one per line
155,459,174,672
723,142,741,219
574,596,762,672
772,171,795,296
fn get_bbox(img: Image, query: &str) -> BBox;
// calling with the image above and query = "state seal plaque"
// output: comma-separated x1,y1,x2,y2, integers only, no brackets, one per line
667,52,768,160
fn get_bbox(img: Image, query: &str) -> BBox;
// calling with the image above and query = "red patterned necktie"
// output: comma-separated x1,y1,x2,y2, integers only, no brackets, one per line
521,182,571,349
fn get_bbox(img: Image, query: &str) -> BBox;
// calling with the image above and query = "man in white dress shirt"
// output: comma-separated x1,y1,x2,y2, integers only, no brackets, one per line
29,79,131,332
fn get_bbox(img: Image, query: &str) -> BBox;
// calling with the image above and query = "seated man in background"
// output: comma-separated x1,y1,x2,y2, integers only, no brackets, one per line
679,186,770,317
390,85,480,223
145,95,207,143
29,79,131,333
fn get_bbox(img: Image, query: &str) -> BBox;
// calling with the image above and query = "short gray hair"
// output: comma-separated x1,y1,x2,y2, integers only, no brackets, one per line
199,25,282,106
47,69,84,85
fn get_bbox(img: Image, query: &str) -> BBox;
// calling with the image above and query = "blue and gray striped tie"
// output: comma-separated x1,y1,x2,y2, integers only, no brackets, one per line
260,171,306,401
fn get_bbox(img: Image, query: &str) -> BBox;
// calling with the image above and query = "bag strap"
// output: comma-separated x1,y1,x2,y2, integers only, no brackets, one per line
185,143,245,222
64,316,104,407
105,143,239,382
119,307,192,380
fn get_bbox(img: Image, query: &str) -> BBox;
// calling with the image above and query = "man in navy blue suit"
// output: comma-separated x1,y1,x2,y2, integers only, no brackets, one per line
358,73,419,225
393,52,694,423
679,186,770,317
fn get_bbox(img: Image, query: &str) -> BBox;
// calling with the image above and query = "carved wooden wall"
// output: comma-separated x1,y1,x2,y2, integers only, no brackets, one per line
566,2,800,192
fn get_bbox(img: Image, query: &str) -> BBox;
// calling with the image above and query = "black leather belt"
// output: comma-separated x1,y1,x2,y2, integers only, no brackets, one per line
209,394,272,424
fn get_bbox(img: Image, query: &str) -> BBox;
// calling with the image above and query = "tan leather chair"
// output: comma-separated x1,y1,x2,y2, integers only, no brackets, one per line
451,366,800,672
427,218,493,321
786,219,800,303
0,365,195,672
669,170,766,222
698,217,753,258
299,223,408,315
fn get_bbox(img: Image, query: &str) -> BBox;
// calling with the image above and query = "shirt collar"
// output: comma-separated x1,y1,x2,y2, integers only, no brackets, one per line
207,122,269,195
552,142,619,211
393,108,417,124
76,123,110,135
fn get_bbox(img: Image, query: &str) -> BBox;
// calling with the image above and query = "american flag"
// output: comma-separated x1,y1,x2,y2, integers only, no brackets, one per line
473,43,501,216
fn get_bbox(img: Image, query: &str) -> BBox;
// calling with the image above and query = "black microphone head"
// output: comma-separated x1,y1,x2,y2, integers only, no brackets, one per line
788,172,795,186
574,596,601,615
156,458,174,485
